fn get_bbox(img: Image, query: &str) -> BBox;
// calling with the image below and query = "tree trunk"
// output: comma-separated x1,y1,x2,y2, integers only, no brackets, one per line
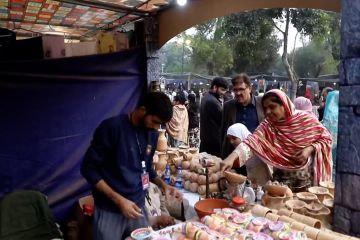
281,9,298,101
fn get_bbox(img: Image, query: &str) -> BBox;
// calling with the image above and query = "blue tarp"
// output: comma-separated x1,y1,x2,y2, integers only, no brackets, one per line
0,48,146,225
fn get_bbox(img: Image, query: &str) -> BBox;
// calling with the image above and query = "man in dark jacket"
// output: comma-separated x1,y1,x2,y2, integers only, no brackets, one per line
220,73,264,174
200,77,228,157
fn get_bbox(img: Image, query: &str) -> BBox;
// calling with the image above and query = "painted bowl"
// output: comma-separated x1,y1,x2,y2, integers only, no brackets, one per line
130,228,152,240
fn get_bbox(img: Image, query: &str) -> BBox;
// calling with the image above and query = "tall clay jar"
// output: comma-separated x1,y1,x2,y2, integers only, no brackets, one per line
157,129,168,152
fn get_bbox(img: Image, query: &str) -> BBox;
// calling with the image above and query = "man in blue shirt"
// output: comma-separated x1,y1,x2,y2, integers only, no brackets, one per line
81,92,182,240
221,73,264,175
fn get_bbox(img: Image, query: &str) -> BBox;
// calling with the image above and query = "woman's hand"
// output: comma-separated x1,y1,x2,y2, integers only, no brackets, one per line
294,146,315,163
220,160,233,172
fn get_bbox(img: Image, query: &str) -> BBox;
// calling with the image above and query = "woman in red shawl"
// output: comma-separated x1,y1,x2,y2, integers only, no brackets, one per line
221,89,333,186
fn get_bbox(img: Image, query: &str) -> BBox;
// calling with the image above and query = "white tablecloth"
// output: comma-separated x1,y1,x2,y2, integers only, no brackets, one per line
181,189,200,220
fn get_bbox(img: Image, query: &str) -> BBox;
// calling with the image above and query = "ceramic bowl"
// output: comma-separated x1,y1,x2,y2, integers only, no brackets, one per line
264,184,288,197
130,228,152,240
224,171,247,184
296,192,318,203
285,199,306,211
194,199,230,219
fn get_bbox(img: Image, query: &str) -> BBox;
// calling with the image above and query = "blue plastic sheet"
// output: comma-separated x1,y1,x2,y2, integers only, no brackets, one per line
0,48,147,224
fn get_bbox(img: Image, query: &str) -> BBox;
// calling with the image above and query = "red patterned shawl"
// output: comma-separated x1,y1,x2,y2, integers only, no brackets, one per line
244,89,333,184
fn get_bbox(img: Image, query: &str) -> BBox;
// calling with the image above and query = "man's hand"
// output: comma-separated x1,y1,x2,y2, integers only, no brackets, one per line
155,215,175,228
113,195,143,219
294,146,315,163
165,185,183,200
220,159,234,172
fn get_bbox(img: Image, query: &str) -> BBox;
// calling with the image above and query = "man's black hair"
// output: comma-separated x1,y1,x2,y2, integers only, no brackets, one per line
211,77,229,89
174,93,187,105
231,73,251,87
138,92,173,122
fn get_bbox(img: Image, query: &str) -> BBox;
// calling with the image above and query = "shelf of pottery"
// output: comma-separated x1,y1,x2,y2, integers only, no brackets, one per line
153,129,222,194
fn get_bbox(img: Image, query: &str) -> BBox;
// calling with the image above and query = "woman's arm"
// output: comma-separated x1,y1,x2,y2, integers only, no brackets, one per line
220,142,254,171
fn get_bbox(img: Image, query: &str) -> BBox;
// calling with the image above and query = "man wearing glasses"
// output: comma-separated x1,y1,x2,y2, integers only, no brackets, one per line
220,73,264,175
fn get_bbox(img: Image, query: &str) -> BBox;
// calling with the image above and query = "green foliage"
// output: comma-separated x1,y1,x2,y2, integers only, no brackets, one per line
292,41,338,78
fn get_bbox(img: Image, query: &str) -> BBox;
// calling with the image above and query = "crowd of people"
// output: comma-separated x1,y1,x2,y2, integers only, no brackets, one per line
80,73,339,240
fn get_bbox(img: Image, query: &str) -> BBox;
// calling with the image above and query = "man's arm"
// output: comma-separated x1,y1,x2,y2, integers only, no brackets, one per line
95,180,143,219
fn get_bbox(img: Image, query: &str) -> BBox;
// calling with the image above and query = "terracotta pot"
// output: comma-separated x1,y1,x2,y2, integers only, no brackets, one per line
182,170,191,180
296,192,318,204
264,184,288,197
156,129,168,151
184,180,191,190
182,161,191,170
285,199,306,214
154,153,168,172
167,150,178,164
319,181,335,196
262,193,286,210
197,175,206,185
189,182,199,193
305,207,331,225
198,183,219,195
308,186,333,202
173,156,183,167
189,173,199,183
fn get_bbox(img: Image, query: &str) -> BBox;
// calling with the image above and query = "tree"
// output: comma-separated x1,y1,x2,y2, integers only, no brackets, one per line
159,37,192,73
267,8,336,100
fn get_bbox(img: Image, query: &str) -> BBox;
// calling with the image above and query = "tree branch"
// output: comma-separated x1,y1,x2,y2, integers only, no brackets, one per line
270,19,285,34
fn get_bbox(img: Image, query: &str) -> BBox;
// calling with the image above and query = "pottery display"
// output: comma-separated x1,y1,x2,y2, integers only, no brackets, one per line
181,160,191,169
251,205,272,217
156,129,168,152
166,150,178,163
322,198,334,211
179,145,189,150
296,192,318,203
224,171,247,184
308,186,333,202
172,156,183,166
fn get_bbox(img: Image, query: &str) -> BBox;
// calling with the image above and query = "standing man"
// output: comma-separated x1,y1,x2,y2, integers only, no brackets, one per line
200,77,228,157
81,92,182,240
221,73,264,174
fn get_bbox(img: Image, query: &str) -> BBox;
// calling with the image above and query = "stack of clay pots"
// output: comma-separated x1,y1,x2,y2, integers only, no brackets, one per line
183,152,222,195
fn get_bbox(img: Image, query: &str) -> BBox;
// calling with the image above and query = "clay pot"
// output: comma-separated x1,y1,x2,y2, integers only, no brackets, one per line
305,207,331,225
224,171,247,184
308,186,333,202
296,192,318,204
154,152,168,172
182,170,191,180
262,193,286,210
189,182,199,193
322,199,334,211
285,199,306,214
167,150,178,163
197,175,206,185
198,183,219,195
184,152,193,161
173,156,183,166
182,161,191,170
319,181,335,196
189,173,199,183
184,180,190,190
156,129,168,151
264,184,288,197
305,202,323,212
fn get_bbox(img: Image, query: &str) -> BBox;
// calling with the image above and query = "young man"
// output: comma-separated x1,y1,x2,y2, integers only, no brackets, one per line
220,73,265,174
200,77,228,157
81,92,182,240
